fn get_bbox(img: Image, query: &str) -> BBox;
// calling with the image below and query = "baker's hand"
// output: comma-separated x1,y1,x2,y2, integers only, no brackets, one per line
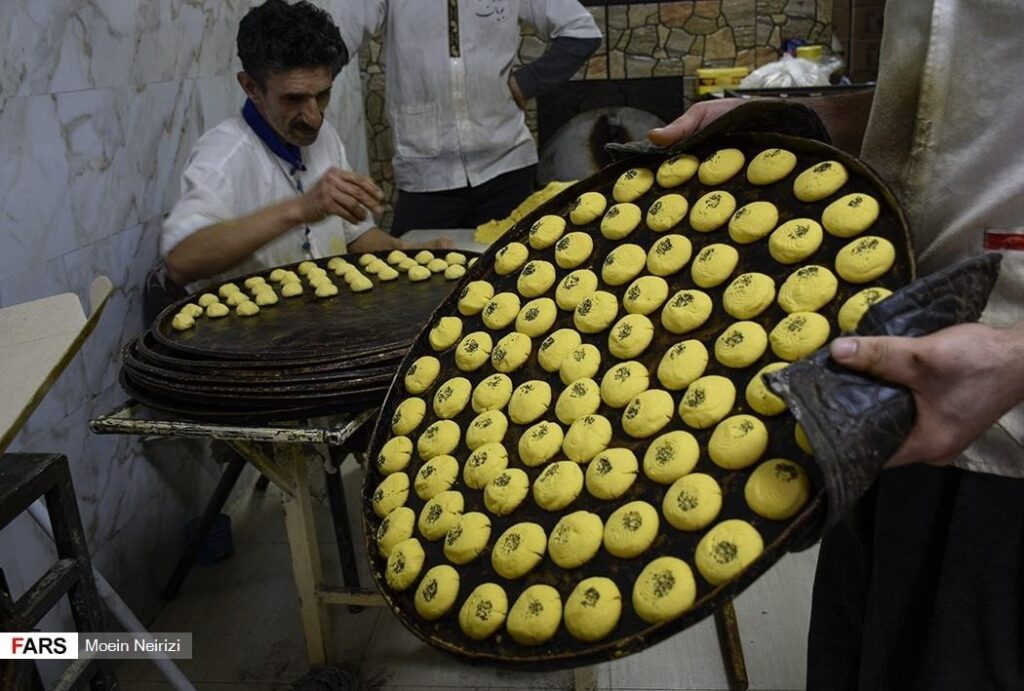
829,323,1024,468
648,98,747,147
509,74,528,110
297,166,385,225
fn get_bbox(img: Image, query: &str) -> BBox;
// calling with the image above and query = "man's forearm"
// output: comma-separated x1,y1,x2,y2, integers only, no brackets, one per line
166,197,304,285
512,36,601,100
347,227,404,253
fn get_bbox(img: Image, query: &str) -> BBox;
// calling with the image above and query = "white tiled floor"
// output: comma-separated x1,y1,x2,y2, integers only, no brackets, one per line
116,461,818,691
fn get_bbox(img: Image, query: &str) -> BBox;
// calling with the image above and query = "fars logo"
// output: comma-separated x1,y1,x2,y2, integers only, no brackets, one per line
0,633,78,659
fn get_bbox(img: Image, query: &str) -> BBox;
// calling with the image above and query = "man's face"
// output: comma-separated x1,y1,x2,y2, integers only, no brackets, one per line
241,66,334,147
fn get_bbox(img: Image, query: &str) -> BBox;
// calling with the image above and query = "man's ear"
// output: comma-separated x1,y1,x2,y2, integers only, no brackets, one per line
237,72,262,102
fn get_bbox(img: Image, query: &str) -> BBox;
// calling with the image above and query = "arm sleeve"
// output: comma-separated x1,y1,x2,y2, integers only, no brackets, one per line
512,35,602,100
335,0,388,59
161,160,237,258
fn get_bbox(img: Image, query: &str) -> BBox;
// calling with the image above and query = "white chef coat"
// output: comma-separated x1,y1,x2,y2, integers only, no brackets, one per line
161,116,374,289
862,0,1024,476
337,0,600,193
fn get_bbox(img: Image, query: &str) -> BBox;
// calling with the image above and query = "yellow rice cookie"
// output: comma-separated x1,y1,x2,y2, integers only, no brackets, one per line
376,506,415,557
699,148,745,185
622,389,675,439
662,473,723,531
822,192,880,238
560,343,602,385
481,292,522,330
793,160,849,202
657,339,709,390
556,269,599,311
554,231,595,269
600,360,650,408
533,461,585,511
746,148,797,185
455,331,493,372
708,414,769,469
507,584,562,646
414,454,459,500
391,397,427,436
769,312,831,361
623,275,670,316
689,191,737,232
777,265,839,313
458,280,494,316
516,297,558,338
517,260,557,299
549,511,604,569
728,200,779,244
491,522,547,579
495,242,529,275
745,458,811,520
555,378,602,424
433,376,472,419
745,362,789,416
574,291,619,334
171,313,195,330
604,500,660,558
417,419,461,460
838,287,893,332
385,537,425,592
632,556,697,624
643,430,700,485
418,490,464,541
527,214,566,250
646,233,693,277
508,380,552,425
600,203,643,240
657,153,699,188
443,511,492,565
564,577,622,643
646,194,689,232
586,447,638,500
569,191,608,226
723,272,776,320
695,520,764,586
372,474,411,520
714,321,769,369
518,420,564,467
769,218,824,265
563,414,613,463
614,167,655,203
459,583,508,641
538,328,583,372
661,289,714,335
835,236,896,283
678,375,736,429
491,331,532,374
484,468,530,516
601,243,647,286
463,443,509,490
466,409,509,450
414,564,460,621
472,373,513,413
609,313,655,359
691,243,739,288
376,436,413,475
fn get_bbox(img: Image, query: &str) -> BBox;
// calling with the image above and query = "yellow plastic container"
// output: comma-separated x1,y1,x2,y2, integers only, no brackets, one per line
796,45,825,62
697,67,750,95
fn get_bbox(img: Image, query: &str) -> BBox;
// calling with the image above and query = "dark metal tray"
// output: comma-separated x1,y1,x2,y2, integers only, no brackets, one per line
362,129,913,668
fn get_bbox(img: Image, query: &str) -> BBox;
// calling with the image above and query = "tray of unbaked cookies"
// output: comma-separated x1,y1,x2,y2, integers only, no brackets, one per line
362,125,914,668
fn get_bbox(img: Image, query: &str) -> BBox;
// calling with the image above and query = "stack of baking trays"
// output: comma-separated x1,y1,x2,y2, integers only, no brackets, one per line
362,110,915,666
120,249,477,424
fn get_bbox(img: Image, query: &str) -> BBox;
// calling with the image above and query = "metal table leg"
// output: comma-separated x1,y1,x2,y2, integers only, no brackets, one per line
325,446,364,613
714,602,749,691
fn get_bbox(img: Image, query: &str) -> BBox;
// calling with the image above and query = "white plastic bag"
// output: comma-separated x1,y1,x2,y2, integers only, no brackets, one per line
738,53,843,89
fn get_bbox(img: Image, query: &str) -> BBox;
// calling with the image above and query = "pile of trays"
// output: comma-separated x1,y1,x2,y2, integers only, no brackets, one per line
120,250,475,423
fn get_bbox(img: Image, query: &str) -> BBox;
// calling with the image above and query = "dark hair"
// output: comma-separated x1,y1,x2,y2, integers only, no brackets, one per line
237,0,349,87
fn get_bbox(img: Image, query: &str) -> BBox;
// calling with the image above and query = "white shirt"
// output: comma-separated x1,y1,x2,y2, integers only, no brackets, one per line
338,0,600,192
162,116,374,288
863,0,1024,476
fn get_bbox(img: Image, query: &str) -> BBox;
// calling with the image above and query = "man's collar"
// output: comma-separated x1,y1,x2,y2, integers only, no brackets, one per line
242,98,306,174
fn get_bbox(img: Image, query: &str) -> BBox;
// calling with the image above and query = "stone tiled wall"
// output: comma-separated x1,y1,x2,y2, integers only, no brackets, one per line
360,1,833,230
